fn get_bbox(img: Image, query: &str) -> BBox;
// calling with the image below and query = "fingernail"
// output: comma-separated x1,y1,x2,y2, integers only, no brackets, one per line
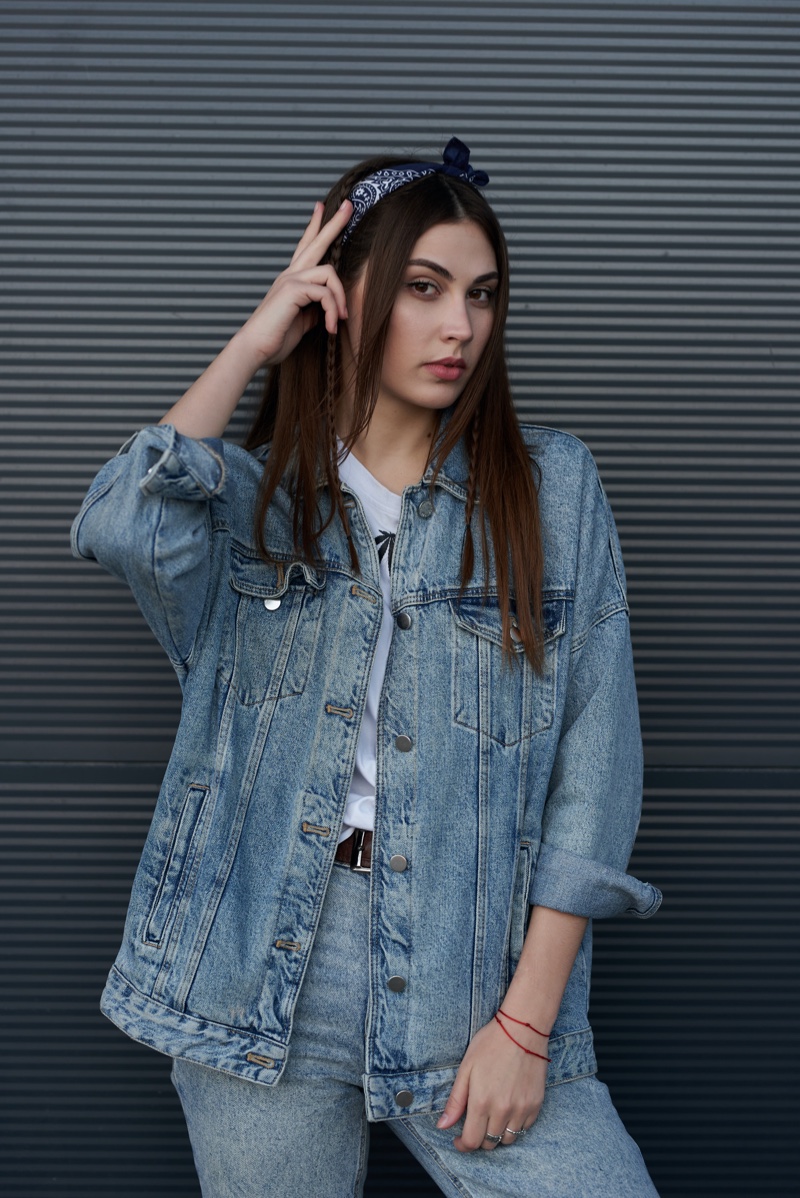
339,198,350,210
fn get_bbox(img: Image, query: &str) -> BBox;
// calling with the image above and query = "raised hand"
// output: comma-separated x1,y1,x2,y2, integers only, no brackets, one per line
158,198,353,438
238,198,353,368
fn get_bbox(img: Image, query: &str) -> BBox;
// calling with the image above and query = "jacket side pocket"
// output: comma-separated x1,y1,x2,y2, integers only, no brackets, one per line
506,840,537,985
143,784,211,947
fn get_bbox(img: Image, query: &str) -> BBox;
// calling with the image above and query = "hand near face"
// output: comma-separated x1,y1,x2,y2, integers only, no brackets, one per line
238,199,353,368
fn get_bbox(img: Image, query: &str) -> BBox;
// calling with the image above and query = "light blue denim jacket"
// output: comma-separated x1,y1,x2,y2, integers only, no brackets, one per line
70,415,662,1122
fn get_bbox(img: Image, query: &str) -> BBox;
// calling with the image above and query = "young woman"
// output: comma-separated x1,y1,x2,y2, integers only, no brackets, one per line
71,138,663,1197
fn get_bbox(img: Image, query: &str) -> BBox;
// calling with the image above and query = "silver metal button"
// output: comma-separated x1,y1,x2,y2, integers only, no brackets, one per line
510,619,522,643
417,499,434,519
389,854,408,872
396,611,412,630
395,1089,414,1107
263,598,282,611
395,735,413,752
387,975,406,992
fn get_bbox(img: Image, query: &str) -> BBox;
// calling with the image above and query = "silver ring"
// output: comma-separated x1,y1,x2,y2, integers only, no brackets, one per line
484,1132,503,1144
505,1126,527,1137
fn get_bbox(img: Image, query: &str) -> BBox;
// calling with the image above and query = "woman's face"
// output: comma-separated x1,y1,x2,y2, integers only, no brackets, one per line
344,219,499,420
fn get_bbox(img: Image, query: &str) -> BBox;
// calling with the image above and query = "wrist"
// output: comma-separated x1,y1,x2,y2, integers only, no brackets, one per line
230,324,274,372
492,1013,552,1062
497,1005,551,1037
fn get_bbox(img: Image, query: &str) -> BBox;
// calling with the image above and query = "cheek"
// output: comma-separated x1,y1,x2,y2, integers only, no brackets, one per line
474,312,495,358
384,304,424,363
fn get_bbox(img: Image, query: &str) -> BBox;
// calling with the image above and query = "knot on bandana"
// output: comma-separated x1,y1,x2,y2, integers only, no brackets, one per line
439,136,490,187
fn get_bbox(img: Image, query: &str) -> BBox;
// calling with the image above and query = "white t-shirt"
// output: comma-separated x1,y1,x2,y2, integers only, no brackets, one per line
335,444,402,845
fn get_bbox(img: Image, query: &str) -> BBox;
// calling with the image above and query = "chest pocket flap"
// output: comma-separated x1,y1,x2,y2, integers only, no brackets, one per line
223,548,325,705
452,595,567,649
450,595,568,746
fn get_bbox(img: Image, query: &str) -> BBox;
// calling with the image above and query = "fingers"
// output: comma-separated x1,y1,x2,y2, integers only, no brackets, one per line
289,202,326,263
436,1077,469,1131
303,271,347,328
291,198,353,269
497,1115,533,1148
271,264,347,327
300,282,343,336
311,264,348,321
453,1106,538,1154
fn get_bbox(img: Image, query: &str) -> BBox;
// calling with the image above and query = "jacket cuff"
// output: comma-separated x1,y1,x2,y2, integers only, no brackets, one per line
118,425,226,500
529,842,662,919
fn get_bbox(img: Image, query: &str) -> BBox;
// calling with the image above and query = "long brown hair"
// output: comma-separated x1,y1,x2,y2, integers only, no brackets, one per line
243,152,544,671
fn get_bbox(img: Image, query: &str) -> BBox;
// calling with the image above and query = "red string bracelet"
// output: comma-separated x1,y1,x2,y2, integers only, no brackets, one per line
497,1008,550,1039
494,1015,552,1061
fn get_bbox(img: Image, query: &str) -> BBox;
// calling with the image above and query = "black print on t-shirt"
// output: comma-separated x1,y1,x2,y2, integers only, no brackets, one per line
375,530,396,571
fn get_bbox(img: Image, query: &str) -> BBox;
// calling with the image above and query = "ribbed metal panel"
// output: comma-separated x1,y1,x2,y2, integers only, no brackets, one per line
1,3,798,1195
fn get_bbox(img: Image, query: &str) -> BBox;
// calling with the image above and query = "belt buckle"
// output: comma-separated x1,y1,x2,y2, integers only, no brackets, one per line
349,828,371,873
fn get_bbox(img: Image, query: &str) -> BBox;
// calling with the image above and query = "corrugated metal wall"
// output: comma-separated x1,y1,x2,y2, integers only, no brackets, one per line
1,2,797,1194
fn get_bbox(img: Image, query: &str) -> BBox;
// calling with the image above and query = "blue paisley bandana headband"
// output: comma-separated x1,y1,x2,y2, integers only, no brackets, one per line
341,136,489,244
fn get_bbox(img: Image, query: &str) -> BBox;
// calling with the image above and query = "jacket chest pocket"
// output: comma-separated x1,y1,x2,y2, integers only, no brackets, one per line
450,597,567,746
221,549,325,706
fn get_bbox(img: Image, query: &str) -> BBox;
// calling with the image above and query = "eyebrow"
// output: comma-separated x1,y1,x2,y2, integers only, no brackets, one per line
407,258,499,286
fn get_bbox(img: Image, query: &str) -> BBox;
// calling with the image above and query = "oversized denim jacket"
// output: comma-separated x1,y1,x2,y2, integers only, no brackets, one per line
70,416,662,1123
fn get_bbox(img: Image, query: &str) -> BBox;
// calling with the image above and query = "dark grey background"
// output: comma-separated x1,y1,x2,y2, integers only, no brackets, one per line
1,2,798,1194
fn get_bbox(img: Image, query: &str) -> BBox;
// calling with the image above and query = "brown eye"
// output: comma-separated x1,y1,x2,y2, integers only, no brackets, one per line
407,278,438,296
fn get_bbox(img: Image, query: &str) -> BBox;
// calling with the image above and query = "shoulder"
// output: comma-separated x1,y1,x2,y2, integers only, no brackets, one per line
518,422,596,466
213,438,271,508
517,422,603,499
517,423,625,601
219,437,270,472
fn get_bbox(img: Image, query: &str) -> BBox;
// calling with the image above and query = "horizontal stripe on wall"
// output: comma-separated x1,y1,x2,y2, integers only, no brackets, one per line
1,4,798,1196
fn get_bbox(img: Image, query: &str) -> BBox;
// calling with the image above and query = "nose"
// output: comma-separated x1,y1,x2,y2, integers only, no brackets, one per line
441,297,474,345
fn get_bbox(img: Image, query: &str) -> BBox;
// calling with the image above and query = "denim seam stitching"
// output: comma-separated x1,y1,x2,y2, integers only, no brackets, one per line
151,495,188,669
104,965,258,1038
397,1119,473,1198
353,1109,369,1198
570,602,630,655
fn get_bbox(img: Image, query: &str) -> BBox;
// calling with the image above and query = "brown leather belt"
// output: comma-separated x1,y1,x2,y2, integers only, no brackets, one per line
334,828,373,873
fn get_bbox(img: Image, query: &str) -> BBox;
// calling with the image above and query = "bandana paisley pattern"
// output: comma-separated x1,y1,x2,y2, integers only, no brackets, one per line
346,168,436,241
342,137,490,243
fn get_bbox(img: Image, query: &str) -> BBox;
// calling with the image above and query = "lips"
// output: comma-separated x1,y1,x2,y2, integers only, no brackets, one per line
424,357,467,381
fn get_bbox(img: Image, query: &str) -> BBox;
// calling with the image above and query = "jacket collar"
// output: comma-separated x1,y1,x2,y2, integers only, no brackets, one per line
254,405,470,503
421,406,470,502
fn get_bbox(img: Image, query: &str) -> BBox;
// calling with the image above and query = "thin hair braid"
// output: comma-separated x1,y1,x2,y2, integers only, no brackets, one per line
462,406,482,588
322,239,358,570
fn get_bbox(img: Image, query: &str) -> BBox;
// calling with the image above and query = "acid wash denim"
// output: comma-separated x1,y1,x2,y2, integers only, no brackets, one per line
70,415,662,1125
169,863,659,1198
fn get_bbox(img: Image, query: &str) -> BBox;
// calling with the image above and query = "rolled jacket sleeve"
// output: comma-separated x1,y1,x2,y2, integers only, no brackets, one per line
529,454,662,919
70,424,226,671
528,610,662,918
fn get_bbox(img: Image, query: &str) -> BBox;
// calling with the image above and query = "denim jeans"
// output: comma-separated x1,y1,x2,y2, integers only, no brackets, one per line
171,862,659,1197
